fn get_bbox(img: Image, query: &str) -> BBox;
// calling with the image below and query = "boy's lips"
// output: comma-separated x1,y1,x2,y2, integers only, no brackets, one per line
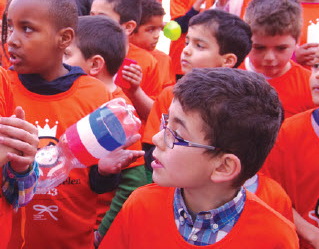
8,51,22,65
181,59,190,67
151,156,164,169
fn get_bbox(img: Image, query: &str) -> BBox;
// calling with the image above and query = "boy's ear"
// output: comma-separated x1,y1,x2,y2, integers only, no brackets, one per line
221,53,238,68
88,55,105,77
58,27,74,50
122,20,137,36
210,154,241,183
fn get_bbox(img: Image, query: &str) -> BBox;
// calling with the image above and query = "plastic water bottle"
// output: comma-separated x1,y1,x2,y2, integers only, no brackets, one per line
35,98,141,194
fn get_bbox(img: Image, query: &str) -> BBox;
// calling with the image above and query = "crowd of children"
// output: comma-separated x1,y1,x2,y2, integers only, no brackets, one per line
0,0,318,248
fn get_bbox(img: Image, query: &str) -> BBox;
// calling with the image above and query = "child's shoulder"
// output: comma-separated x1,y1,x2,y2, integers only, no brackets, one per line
125,184,175,208
245,191,294,228
128,43,158,64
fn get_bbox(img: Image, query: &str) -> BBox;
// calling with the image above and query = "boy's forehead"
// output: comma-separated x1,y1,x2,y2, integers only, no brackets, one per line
91,0,120,23
8,0,51,20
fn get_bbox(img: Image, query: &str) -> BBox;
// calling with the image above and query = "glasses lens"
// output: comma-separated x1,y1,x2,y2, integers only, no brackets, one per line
164,127,174,149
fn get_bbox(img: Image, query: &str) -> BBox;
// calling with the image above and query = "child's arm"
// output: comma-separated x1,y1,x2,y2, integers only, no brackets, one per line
121,64,154,121
97,134,145,176
293,208,319,248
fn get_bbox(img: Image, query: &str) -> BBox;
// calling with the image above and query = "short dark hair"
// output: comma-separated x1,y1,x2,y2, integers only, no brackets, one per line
100,0,141,25
140,0,165,26
244,0,302,41
75,15,126,76
47,0,79,31
173,68,283,187
189,9,252,68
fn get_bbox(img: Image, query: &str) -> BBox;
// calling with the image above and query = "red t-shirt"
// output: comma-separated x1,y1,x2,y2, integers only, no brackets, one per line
100,184,298,249
263,109,319,249
7,71,112,249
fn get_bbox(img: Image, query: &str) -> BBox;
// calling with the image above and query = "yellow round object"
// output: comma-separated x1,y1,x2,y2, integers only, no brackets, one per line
163,21,182,41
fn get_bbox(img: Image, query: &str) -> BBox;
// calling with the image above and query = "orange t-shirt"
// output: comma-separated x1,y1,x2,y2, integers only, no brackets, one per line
241,60,315,118
150,49,175,88
169,0,214,75
262,109,319,249
255,173,293,221
142,85,174,144
7,71,113,249
100,184,298,249
127,43,162,100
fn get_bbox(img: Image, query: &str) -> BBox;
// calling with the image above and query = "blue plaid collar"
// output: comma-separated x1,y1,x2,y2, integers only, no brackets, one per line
174,187,246,233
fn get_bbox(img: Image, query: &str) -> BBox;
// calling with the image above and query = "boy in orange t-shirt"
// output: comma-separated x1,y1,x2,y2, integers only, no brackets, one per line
3,1,137,249
91,0,162,121
63,15,147,247
262,60,319,249
130,0,175,89
243,0,315,118
100,68,298,249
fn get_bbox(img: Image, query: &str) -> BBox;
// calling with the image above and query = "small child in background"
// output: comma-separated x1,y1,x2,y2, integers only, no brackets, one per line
243,0,316,118
130,0,175,88
91,0,162,121
63,15,147,247
99,67,298,249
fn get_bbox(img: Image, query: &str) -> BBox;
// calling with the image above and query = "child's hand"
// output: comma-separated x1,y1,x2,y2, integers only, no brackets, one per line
97,134,145,175
0,106,39,173
295,43,319,67
121,64,143,94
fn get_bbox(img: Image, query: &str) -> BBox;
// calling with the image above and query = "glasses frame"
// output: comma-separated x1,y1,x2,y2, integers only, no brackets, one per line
161,113,218,151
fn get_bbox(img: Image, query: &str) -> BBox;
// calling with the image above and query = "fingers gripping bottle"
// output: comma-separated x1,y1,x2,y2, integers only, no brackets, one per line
35,98,141,194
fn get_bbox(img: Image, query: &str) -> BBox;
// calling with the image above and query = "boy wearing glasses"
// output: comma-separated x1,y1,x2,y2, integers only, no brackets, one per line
99,68,298,249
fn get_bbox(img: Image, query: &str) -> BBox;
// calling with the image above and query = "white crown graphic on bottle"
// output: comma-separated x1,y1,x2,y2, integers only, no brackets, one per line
35,119,59,138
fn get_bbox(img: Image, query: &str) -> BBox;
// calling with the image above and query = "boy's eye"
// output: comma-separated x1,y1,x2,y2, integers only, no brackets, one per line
276,46,288,51
196,42,205,49
7,24,13,32
23,26,33,33
253,45,265,51
312,63,319,70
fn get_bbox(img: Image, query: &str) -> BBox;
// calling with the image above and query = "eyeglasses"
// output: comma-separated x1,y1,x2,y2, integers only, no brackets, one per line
160,113,218,150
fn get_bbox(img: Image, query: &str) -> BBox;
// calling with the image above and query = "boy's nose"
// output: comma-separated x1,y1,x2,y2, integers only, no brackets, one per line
264,50,275,61
182,44,191,56
152,129,166,150
7,30,20,48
